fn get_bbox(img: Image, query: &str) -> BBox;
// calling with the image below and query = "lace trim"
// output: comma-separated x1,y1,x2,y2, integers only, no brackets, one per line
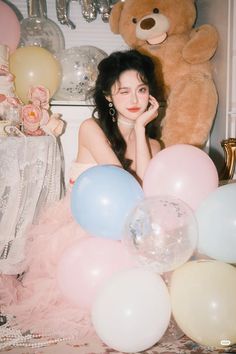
0,134,64,274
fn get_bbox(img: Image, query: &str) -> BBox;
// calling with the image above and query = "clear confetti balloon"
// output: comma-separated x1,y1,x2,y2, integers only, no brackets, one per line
19,17,65,55
123,196,198,274
54,46,107,101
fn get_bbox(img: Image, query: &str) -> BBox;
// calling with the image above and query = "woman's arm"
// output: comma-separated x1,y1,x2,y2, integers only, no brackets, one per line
134,96,160,180
76,118,122,166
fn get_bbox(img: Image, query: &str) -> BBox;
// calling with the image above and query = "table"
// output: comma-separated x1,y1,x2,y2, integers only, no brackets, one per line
0,135,64,274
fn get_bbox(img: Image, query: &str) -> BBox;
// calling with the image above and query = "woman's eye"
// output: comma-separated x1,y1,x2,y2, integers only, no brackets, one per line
139,87,147,93
120,90,129,94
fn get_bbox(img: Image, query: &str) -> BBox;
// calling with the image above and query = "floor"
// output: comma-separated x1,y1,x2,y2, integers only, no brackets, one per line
1,333,236,354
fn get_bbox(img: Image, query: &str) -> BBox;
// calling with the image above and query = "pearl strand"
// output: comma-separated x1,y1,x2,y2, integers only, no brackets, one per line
0,315,77,349
1,330,77,349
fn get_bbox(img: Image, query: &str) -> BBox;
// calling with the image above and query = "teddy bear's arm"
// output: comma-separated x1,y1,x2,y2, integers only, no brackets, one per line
182,24,218,65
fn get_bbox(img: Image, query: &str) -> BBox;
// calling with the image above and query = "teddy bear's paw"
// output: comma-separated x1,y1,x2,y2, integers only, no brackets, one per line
183,24,218,65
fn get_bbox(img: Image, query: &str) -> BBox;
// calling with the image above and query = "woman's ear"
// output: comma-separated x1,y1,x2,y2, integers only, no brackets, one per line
105,95,112,103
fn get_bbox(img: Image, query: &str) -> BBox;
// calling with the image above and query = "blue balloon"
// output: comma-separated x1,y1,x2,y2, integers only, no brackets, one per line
71,165,144,240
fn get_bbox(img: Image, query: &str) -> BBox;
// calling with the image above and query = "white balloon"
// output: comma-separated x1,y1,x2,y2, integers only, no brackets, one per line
91,268,171,353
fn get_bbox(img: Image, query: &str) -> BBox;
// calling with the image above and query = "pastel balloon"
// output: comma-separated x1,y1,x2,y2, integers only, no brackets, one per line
9,46,62,104
143,144,219,210
57,238,136,309
71,165,144,240
170,260,236,348
92,268,171,353
123,195,198,273
0,1,20,53
57,237,135,309
196,183,236,263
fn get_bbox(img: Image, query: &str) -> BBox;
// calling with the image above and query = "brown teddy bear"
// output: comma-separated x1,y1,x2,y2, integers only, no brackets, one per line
109,0,218,148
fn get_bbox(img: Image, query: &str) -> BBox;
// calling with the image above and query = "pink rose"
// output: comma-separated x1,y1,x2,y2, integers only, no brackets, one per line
21,104,42,132
28,86,50,110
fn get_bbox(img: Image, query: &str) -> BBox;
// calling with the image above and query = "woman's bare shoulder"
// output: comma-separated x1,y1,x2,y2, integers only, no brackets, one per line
79,117,98,129
79,118,102,136
79,118,108,148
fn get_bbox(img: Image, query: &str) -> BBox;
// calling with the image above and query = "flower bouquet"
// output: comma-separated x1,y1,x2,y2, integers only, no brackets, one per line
21,85,64,137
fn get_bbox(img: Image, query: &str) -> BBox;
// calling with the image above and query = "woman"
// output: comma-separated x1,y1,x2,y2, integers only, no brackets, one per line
0,50,162,342
70,49,162,184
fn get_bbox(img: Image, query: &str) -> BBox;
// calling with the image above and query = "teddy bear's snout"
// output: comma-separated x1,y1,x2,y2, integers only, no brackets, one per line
136,14,170,43
140,18,155,30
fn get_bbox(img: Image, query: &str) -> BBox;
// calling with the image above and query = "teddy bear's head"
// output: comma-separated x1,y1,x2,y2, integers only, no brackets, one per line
109,0,196,48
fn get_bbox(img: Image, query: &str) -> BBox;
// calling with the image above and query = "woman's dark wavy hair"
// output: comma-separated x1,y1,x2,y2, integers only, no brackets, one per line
91,49,163,173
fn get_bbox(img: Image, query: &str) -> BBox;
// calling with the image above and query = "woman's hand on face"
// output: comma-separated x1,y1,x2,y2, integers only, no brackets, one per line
135,95,159,128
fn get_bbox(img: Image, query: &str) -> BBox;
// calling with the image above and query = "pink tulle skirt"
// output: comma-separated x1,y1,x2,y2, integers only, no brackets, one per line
0,193,94,339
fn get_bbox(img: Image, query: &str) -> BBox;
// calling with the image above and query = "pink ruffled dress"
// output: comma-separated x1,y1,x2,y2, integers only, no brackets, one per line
0,162,96,339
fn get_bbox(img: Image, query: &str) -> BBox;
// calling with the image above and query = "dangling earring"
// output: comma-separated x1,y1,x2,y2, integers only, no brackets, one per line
109,102,116,122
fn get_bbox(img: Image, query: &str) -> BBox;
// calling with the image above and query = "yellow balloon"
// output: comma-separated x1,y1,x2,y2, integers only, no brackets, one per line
170,260,236,349
9,46,62,104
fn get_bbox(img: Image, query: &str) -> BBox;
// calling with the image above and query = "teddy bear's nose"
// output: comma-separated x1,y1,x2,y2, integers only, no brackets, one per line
140,18,155,30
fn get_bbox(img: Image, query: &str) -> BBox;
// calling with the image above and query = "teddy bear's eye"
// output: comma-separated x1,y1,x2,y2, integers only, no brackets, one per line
153,8,159,14
132,18,137,24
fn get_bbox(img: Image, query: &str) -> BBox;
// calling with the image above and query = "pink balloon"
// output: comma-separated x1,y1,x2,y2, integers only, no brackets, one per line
0,1,20,53
57,238,136,310
143,144,219,210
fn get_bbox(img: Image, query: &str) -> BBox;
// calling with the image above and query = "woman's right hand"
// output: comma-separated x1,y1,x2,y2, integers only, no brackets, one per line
135,95,159,128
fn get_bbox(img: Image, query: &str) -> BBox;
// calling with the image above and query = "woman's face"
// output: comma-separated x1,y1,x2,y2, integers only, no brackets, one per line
109,69,150,121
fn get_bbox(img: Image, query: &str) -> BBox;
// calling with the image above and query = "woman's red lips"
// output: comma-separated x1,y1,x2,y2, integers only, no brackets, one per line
127,107,140,112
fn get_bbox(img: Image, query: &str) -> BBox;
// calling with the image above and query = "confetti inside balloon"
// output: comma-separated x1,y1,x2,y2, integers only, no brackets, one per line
54,46,107,101
123,195,198,274
20,16,65,55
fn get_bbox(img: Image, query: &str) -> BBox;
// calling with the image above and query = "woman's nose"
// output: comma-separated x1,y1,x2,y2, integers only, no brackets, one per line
131,92,138,103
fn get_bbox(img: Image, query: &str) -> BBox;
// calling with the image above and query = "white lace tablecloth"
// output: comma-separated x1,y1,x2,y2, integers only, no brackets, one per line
0,135,64,274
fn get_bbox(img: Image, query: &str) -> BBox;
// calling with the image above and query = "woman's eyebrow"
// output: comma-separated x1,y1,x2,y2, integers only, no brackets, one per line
118,86,129,90
118,83,147,90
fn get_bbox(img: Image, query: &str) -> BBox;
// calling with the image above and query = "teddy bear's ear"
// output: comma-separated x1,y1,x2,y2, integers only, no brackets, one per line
109,1,124,34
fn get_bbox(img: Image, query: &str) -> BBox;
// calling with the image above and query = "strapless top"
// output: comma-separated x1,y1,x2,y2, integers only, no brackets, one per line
69,162,97,185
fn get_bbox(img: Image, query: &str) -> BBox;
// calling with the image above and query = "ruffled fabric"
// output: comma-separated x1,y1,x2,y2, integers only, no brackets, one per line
0,164,97,339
